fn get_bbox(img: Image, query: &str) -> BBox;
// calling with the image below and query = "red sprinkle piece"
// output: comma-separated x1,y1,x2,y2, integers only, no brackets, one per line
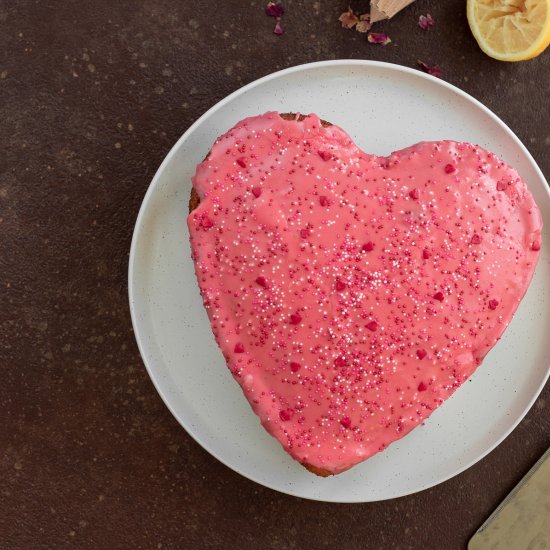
433,291,444,302
418,382,428,392
334,356,347,367
265,2,284,17
417,60,443,78
362,241,375,252
496,180,507,191
279,408,294,421
318,150,332,161
300,228,310,239
422,248,432,259
416,349,427,359
368,32,391,45
234,343,245,353
418,14,434,31
319,195,330,207
290,361,301,373
236,157,247,168
251,187,262,198
471,234,482,245
290,313,302,325
409,188,419,200
201,216,214,229
532,240,541,251
256,276,267,287
488,299,499,310
340,417,352,429
444,163,456,174
336,279,346,291
367,321,378,332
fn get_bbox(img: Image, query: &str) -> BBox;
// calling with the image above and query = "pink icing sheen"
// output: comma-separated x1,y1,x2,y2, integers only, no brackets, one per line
188,112,542,474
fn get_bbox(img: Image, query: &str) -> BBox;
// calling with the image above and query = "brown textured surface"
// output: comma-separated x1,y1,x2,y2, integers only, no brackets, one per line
1,1,549,549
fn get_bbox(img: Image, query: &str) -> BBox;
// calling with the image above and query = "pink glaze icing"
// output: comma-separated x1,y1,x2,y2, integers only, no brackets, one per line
188,112,542,474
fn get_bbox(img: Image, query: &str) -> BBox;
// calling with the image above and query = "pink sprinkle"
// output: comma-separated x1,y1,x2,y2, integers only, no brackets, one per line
422,249,432,259
417,349,427,359
340,417,352,429
471,234,482,245
279,408,294,421
273,19,284,35
532,240,541,251
336,279,346,291
418,14,434,31
367,32,391,45
234,343,245,353
256,276,267,287
433,291,444,302
318,150,332,161
265,2,284,17
444,163,456,174
236,157,247,168
300,228,310,239
366,321,378,332
496,180,507,191
251,187,262,198
290,361,301,373
418,382,428,392
319,195,330,206
409,188,419,200
290,313,302,325
488,299,499,310
362,241,375,252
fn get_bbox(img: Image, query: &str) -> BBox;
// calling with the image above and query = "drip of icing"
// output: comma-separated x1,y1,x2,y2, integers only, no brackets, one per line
188,112,542,474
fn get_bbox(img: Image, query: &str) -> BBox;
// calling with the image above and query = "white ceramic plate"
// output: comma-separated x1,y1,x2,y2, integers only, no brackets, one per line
129,60,550,502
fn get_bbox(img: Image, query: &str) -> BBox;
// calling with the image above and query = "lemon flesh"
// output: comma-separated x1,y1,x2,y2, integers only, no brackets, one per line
467,0,550,61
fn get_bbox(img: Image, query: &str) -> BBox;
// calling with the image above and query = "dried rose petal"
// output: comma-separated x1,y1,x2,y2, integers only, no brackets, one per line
339,7,359,29
356,19,372,33
417,60,443,78
367,32,392,45
418,13,434,31
265,2,284,17
273,18,284,35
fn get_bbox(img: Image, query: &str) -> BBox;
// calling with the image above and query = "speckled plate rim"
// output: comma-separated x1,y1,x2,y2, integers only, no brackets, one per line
129,59,550,503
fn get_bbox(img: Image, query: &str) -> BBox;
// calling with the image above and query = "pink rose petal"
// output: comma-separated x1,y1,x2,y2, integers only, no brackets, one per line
418,13,434,31
367,32,391,45
273,18,284,35
265,2,284,17
339,7,359,29
417,60,443,78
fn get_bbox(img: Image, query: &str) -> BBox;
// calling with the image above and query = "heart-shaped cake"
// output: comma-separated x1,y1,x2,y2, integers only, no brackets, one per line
188,112,542,476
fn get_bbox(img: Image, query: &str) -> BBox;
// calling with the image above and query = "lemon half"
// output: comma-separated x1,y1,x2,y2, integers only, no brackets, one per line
467,0,550,61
